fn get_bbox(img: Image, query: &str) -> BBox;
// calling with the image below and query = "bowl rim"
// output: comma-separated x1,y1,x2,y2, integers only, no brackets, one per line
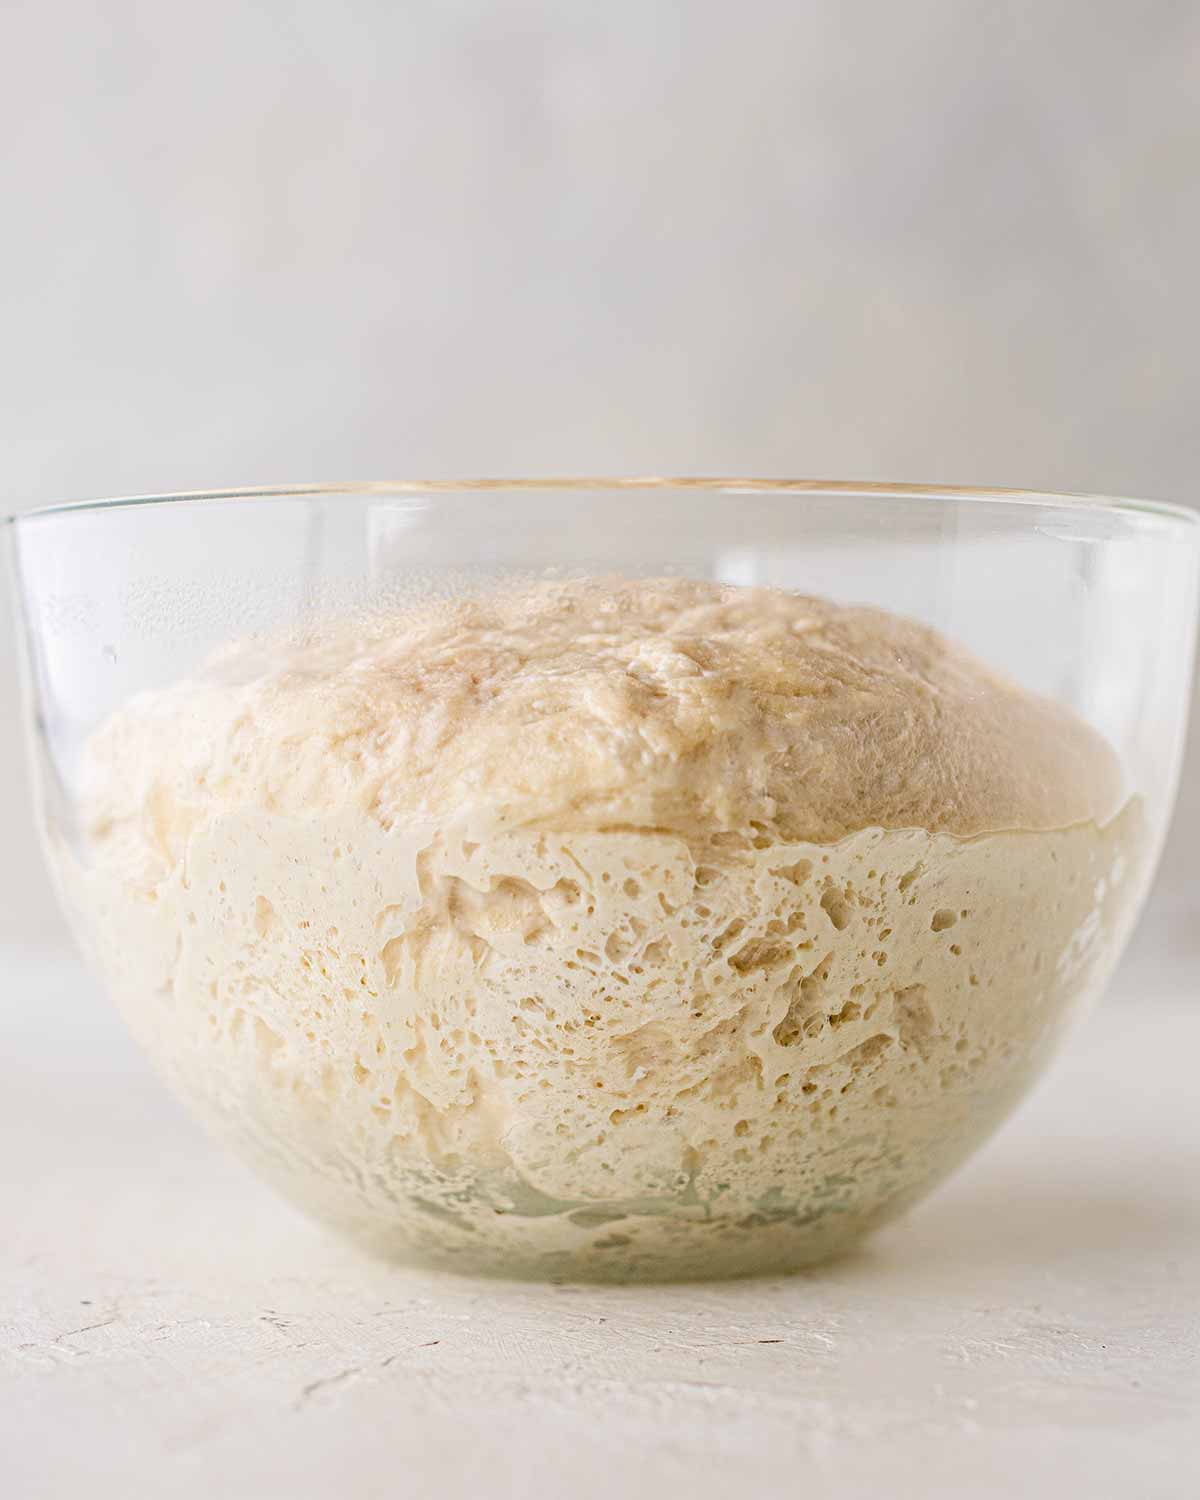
7,476,1199,529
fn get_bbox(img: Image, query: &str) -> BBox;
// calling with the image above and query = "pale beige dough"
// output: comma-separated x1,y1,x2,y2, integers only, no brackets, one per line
58,579,1145,1278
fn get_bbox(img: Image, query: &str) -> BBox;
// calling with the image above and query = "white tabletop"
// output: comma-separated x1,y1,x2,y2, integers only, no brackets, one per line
2,938,1198,1500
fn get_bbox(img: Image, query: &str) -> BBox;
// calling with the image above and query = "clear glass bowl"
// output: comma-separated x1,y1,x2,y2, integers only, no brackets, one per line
9,480,1199,1280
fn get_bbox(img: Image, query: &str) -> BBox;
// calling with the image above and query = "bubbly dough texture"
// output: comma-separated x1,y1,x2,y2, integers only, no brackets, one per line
60,579,1145,1278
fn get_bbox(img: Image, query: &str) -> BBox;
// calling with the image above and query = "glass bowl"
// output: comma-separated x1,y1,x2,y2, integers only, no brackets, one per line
8,480,1199,1281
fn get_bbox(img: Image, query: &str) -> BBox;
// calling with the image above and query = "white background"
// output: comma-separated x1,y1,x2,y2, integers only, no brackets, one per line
3,0,1200,944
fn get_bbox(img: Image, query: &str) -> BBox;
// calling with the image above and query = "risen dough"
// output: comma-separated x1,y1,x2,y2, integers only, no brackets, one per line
59,579,1144,1278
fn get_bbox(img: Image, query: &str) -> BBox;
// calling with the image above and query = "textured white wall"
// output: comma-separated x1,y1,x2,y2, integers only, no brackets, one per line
4,0,1199,943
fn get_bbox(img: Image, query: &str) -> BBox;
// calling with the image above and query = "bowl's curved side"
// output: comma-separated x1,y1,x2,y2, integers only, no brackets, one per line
48,795,1147,1281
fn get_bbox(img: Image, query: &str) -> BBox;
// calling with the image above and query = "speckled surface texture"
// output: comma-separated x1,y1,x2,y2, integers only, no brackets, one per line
3,939,1197,1499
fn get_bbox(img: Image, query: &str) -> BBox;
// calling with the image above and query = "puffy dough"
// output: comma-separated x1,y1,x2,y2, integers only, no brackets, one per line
61,579,1142,1279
